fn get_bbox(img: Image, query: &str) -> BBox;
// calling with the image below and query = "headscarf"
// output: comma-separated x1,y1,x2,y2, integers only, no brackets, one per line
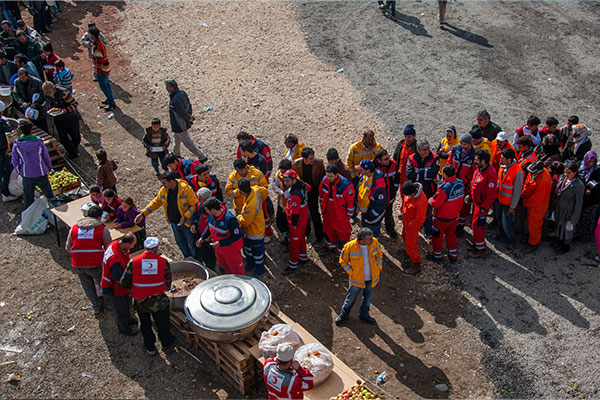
573,124,592,151
580,150,599,182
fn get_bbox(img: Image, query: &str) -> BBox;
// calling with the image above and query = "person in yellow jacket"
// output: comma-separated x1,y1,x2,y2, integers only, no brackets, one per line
225,158,268,214
284,133,305,161
436,126,460,169
271,159,292,245
346,129,383,184
335,227,383,326
236,179,267,277
135,172,198,258
471,127,492,155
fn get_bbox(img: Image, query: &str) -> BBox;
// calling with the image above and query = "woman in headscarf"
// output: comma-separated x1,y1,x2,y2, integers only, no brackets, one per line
553,162,585,254
535,134,561,168
436,126,459,170
574,151,600,239
562,124,592,162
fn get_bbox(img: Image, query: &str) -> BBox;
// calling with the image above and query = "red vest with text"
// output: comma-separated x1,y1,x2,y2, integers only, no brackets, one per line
101,240,130,296
70,224,105,267
130,251,167,300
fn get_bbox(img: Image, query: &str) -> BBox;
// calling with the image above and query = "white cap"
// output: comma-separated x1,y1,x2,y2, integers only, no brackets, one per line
143,237,159,249
276,343,294,362
496,131,508,142
0,100,5,112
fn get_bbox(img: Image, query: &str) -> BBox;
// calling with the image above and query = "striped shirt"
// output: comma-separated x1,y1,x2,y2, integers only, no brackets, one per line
54,68,74,92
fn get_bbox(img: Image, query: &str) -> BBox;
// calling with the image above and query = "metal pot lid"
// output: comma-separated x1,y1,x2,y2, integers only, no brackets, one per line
184,275,271,332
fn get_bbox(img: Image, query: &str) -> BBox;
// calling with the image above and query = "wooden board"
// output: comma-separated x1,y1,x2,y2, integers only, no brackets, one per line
50,195,141,240
250,307,365,400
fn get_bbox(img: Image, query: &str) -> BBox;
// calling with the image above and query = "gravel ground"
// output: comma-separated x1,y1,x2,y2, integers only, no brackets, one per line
1,1,599,398
296,1,600,397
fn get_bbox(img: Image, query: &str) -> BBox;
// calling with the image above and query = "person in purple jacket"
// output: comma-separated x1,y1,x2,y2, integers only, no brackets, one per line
113,196,145,229
11,119,56,208
113,196,146,247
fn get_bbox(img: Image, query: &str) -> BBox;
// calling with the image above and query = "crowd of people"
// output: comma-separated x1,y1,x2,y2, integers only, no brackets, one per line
1,11,599,373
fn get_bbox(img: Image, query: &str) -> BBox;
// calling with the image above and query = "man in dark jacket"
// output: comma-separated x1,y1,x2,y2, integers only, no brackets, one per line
473,109,502,142
292,147,325,243
165,79,207,162
15,30,42,78
13,67,47,131
326,148,352,180
42,81,80,159
0,100,16,202
0,51,17,85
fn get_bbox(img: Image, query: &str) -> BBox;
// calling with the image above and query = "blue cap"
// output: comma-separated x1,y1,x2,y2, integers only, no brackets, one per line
403,124,416,136
356,159,375,170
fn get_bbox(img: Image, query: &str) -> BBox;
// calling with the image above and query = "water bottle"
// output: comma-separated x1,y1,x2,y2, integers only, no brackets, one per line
376,371,387,384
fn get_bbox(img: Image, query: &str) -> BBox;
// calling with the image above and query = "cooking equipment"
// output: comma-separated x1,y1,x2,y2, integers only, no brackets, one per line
184,274,271,343
168,259,209,310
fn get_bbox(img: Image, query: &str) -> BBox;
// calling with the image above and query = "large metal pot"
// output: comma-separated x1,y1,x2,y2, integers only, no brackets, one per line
167,260,209,311
184,275,272,343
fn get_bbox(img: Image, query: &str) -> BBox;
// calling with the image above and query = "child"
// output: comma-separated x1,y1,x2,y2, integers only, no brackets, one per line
89,185,104,205
143,118,170,176
53,59,74,93
96,149,118,192
41,42,59,82
102,188,121,221
113,196,145,229
114,196,147,248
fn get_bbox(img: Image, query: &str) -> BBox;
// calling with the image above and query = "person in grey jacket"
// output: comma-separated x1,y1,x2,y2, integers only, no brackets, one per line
13,67,46,131
165,79,207,162
554,161,585,254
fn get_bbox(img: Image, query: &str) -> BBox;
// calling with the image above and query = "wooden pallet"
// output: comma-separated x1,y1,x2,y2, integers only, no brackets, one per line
170,310,266,395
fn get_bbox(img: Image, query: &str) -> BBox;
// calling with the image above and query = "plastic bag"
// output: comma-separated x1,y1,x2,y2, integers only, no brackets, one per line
8,170,23,197
14,197,48,235
259,324,304,359
294,343,334,385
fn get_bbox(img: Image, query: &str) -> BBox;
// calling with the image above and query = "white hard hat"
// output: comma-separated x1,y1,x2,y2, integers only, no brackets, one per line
276,343,294,363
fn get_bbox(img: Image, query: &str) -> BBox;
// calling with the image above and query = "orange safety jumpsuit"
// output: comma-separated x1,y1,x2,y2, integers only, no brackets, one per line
521,168,552,246
401,184,428,263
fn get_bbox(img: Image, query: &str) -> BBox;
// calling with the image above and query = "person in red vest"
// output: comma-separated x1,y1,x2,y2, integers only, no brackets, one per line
392,124,417,186
188,163,223,201
318,164,355,256
282,170,310,275
65,205,112,315
120,237,175,356
467,150,497,257
197,197,245,275
400,181,428,274
263,343,314,400
429,165,465,263
101,233,138,336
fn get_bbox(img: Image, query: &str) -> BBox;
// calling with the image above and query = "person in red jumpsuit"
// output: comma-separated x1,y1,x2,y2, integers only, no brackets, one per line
448,134,475,234
318,164,355,256
264,343,314,400
429,165,465,263
282,170,310,275
468,150,497,257
400,181,428,274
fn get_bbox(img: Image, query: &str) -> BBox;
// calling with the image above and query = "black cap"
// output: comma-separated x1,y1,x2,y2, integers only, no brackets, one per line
401,181,417,196
469,126,483,140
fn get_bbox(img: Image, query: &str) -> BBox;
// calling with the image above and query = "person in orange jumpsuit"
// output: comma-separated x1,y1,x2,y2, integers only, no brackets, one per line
400,181,428,274
521,161,552,254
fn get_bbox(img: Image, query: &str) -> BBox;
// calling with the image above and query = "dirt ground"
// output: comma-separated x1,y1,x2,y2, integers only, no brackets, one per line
1,1,599,399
